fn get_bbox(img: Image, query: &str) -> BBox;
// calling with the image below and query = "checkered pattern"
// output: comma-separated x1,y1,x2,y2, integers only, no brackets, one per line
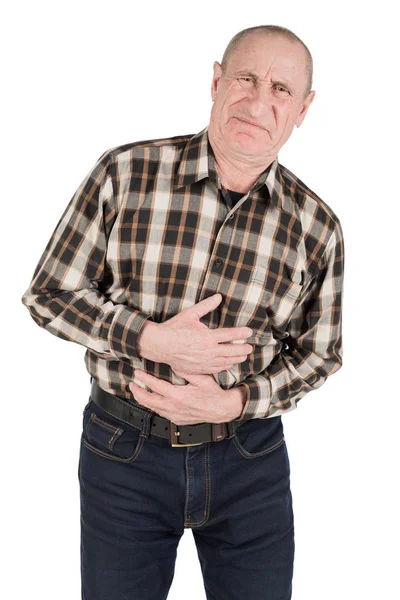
21,125,344,420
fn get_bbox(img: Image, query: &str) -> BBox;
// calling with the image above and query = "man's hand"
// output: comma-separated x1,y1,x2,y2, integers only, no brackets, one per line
137,292,253,375
129,369,245,424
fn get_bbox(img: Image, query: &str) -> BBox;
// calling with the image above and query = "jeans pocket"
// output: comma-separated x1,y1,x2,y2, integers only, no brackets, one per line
232,416,285,459
81,399,145,463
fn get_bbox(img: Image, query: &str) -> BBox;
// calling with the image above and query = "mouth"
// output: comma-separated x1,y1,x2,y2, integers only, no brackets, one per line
234,117,266,130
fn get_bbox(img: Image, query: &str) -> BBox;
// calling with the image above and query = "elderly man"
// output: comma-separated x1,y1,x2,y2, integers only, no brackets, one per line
21,24,344,600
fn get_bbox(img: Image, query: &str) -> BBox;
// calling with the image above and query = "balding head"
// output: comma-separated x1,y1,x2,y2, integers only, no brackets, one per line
207,26,316,179
220,25,313,102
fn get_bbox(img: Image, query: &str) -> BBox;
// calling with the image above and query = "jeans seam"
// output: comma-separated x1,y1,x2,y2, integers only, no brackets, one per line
233,434,285,459
82,435,144,463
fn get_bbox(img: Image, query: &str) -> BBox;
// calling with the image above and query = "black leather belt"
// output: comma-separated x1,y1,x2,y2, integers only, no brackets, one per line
90,378,240,447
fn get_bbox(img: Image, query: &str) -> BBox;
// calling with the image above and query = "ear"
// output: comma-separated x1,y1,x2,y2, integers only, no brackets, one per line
211,61,223,102
295,90,316,128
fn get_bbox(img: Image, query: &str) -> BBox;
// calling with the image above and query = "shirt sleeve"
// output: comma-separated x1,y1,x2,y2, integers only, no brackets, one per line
236,219,345,420
21,149,153,361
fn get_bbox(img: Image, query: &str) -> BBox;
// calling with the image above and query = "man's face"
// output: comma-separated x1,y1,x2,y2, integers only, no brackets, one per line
209,33,316,161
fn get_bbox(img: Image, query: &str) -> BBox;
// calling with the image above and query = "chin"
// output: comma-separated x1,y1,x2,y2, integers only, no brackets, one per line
231,131,268,152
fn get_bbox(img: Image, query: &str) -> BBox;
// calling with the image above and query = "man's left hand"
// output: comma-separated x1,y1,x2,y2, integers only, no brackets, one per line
129,369,239,425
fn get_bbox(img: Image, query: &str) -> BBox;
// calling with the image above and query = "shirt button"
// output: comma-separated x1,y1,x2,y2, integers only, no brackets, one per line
214,258,223,269
228,213,235,220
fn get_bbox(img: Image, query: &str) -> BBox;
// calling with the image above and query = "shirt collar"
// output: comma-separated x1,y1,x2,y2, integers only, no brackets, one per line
173,124,283,208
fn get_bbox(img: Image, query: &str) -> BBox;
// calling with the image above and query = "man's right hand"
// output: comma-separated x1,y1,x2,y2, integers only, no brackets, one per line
137,293,253,375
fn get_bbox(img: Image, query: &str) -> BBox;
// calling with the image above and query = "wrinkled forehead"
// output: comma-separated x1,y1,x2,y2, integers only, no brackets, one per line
227,34,307,82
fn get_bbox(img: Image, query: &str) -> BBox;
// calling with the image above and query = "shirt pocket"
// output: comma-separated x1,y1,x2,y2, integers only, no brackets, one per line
249,265,304,328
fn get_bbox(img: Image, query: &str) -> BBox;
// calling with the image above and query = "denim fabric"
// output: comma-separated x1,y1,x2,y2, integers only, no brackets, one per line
78,395,295,599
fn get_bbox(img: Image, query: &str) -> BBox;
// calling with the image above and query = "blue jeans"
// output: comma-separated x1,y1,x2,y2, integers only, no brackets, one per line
78,391,295,599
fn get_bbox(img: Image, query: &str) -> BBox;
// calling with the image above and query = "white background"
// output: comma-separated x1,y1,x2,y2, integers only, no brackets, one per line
3,0,399,598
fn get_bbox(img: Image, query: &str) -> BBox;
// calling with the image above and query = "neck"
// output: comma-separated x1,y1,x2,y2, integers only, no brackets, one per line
208,126,276,194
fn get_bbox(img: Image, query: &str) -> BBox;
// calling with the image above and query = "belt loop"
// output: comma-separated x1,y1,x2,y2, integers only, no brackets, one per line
226,421,237,439
211,423,221,442
139,410,152,439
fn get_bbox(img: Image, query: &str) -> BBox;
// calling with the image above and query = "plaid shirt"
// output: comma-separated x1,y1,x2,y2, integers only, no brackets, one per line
21,125,344,421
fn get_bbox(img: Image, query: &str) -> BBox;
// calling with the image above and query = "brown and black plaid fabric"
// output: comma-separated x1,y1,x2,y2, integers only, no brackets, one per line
21,125,344,421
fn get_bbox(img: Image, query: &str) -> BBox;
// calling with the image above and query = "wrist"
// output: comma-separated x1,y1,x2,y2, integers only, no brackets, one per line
224,385,247,421
137,320,159,360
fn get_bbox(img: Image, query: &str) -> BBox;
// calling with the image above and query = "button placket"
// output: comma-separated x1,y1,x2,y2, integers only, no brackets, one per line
196,193,249,303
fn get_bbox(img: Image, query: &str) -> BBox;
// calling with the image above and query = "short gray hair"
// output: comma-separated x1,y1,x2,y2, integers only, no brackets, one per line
220,25,313,100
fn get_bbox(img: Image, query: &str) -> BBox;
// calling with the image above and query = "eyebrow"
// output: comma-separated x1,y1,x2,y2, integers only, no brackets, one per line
233,70,294,93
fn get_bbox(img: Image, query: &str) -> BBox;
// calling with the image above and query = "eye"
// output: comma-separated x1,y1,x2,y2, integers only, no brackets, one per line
237,77,254,86
275,85,290,94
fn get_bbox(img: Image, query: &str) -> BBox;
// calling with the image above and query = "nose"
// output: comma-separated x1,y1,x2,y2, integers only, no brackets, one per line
246,83,275,119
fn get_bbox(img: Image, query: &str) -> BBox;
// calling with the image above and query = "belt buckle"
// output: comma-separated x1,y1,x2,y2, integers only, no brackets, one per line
169,422,204,447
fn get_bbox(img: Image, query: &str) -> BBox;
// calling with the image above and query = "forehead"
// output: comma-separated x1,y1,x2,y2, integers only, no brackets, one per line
228,33,306,83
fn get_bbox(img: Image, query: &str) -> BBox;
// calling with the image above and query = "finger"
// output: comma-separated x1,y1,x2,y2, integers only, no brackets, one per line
183,293,223,319
222,355,250,369
211,354,248,368
212,343,253,359
232,355,250,363
221,344,253,357
134,371,172,396
174,372,210,385
129,381,163,408
213,326,253,344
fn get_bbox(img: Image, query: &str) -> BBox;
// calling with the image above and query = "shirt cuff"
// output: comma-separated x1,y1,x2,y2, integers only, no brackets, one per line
107,306,153,360
235,376,272,420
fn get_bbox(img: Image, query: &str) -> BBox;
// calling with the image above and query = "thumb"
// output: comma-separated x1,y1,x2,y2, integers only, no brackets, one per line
174,371,210,386
185,293,222,320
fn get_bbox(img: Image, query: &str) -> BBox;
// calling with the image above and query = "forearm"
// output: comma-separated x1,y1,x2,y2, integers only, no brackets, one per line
21,149,155,362
236,344,342,421
21,285,153,361
236,219,344,422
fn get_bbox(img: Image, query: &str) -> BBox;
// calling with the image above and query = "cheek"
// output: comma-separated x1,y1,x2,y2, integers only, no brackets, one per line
210,100,224,127
212,89,245,124
212,95,231,123
278,100,297,120
223,95,247,120
273,105,294,131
